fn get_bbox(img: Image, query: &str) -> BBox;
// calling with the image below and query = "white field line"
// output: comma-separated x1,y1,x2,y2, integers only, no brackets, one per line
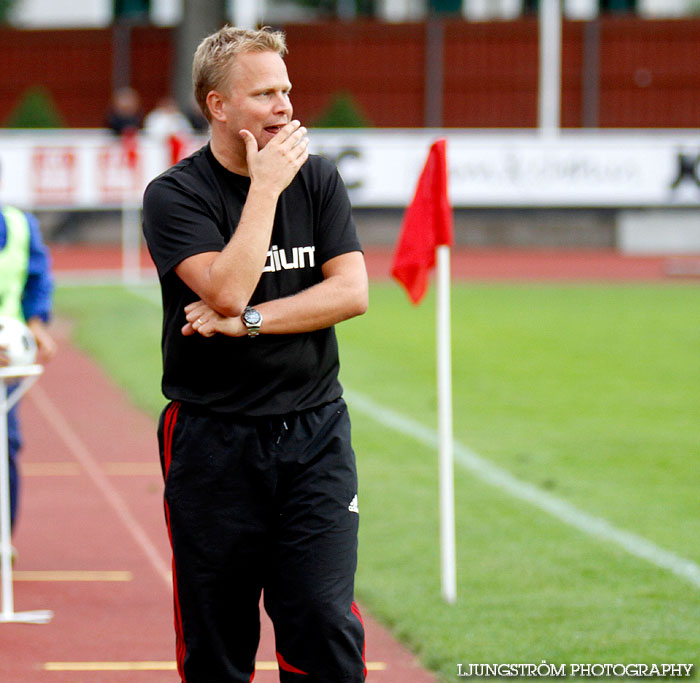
345,390,700,590
110,286,700,589
57,282,161,306
29,385,172,588
126,285,162,306
56,272,158,287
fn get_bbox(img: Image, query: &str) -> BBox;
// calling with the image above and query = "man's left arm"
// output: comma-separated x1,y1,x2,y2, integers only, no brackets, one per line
183,250,368,337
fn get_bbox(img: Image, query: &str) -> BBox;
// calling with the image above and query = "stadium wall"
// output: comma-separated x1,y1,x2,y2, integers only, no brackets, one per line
1,17,699,129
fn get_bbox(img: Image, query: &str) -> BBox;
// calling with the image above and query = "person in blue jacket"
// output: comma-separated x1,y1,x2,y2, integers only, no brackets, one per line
0,162,56,548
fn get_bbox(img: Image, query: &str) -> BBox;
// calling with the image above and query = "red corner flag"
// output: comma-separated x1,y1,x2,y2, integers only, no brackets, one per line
391,139,453,304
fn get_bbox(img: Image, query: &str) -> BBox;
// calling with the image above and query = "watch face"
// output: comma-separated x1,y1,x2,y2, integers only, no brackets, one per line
244,308,262,326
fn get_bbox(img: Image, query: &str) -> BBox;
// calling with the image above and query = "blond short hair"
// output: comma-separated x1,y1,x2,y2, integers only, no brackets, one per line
192,25,288,122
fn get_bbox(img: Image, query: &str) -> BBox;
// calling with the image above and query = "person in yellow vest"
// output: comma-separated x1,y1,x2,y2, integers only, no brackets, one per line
0,165,56,551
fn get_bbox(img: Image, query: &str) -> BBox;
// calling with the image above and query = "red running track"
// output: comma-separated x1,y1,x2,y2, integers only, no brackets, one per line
48,244,700,281
2,327,436,682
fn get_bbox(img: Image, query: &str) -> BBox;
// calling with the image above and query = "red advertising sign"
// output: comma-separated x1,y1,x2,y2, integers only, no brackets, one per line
97,136,143,204
31,147,77,205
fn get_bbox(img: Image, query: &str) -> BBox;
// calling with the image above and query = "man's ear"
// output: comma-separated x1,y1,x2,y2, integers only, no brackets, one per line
206,91,226,122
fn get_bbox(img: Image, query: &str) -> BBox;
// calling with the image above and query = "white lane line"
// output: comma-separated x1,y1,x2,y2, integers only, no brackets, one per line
346,390,700,589
29,385,171,588
14,571,133,582
43,661,388,672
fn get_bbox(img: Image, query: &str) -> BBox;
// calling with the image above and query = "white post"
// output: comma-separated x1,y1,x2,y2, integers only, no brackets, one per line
0,380,15,618
539,0,562,135
0,366,52,624
121,204,142,286
120,131,142,286
436,245,457,604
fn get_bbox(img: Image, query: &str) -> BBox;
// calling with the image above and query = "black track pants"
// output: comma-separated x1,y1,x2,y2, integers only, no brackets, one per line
158,398,366,683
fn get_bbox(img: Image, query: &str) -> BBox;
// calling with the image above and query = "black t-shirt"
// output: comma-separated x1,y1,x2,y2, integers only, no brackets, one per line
142,145,362,416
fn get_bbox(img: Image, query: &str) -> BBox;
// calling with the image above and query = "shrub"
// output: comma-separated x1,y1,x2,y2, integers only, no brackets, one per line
312,91,372,128
4,86,65,128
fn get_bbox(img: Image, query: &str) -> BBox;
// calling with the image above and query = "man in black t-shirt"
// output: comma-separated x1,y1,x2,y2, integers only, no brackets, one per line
142,25,368,683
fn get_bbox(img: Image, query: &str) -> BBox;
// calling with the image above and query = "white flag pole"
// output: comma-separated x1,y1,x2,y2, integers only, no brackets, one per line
539,0,562,136
436,244,456,604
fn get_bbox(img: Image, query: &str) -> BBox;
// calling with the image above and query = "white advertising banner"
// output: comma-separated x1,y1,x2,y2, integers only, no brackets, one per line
0,130,201,210
312,130,700,208
1,129,699,209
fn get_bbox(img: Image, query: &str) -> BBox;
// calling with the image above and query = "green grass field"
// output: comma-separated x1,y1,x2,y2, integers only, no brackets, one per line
55,281,700,680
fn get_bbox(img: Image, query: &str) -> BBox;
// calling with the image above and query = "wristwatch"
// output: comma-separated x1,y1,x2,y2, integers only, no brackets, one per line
241,306,262,337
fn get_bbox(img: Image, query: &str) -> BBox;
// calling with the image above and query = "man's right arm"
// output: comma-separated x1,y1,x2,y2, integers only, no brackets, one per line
174,121,308,317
